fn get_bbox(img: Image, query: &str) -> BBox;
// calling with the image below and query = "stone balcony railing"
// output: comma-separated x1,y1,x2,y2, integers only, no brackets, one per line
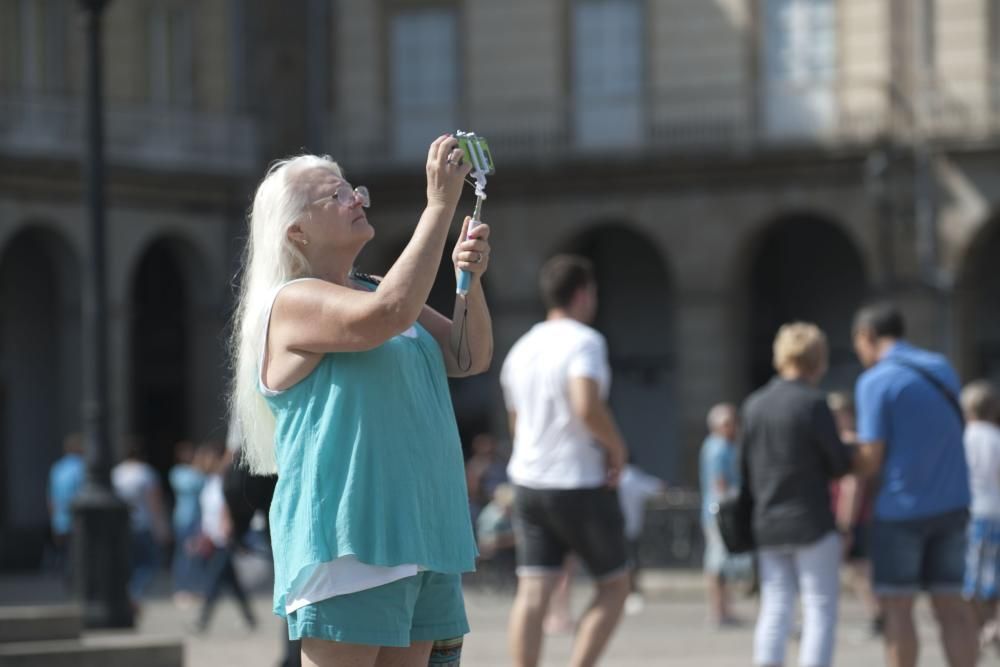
331,75,1000,171
0,91,258,174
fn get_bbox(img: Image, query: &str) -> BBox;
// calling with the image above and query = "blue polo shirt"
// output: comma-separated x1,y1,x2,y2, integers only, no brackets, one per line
699,434,739,526
855,341,970,521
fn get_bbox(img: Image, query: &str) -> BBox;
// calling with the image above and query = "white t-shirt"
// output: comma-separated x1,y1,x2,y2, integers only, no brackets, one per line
618,465,664,540
200,474,228,547
111,460,159,533
501,318,611,489
965,420,1000,519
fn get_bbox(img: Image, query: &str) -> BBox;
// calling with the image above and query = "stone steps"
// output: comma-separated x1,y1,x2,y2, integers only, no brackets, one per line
0,605,82,643
0,635,183,667
0,605,183,667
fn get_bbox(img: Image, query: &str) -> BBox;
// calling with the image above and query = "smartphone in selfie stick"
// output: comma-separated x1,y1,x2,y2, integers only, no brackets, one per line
455,131,495,296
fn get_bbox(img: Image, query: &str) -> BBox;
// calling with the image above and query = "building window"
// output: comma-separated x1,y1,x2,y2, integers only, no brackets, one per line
991,0,1000,112
572,0,643,149
760,0,838,139
11,0,67,94
918,0,936,71
149,3,195,108
991,1,1000,69
390,8,458,160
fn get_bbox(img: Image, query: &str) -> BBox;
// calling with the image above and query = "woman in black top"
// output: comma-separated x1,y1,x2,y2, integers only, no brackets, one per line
742,323,853,667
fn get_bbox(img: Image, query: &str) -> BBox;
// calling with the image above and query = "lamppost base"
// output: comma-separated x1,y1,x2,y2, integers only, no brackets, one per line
72,482,134,628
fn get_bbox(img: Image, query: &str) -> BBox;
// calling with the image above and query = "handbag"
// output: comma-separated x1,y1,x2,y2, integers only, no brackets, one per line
712,488,755,554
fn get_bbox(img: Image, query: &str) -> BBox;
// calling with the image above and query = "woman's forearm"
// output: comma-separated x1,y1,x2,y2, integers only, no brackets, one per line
450,278,493,375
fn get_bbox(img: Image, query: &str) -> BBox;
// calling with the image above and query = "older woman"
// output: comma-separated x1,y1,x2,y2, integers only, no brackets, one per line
742,323,854,667
230,135,492,666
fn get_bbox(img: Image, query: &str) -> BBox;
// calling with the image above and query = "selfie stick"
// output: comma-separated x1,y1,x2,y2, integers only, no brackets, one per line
456,132,490,296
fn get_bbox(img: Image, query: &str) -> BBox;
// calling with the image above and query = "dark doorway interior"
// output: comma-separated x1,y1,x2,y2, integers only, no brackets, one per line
747,216,869,393
0,229,80,569
131,242,189,485
960,222,1000,386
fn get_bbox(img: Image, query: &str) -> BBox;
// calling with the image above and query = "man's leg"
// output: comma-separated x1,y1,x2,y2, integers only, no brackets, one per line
924,510,977,667
567,569,630,667
929,594,977,667
703,524,733,624
881,595,918,667
196,547,229,631
219,547,257,627
706,573,728,624
871,518,926,667
543,557,575,634
509,573,560,667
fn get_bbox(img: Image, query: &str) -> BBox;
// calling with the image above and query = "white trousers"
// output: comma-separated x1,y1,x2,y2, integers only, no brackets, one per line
753,531,841,667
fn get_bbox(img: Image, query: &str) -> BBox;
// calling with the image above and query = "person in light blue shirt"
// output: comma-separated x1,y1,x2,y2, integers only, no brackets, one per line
169,440,205,598
852,302,976,667
699,403,741,627
48,433,86,573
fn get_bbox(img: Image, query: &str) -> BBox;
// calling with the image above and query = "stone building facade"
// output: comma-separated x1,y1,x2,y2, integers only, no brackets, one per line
1,0,999,568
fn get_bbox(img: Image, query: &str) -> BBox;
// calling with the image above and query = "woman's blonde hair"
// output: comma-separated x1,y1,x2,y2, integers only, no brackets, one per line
229,155,343,474
772,322,828,376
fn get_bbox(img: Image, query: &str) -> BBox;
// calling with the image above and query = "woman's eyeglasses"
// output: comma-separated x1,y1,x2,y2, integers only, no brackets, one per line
314,185,370,209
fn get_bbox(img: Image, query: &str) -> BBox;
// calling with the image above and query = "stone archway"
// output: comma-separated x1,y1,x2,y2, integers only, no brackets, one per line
956,218,1000,385
745,214,870,393
129,236,222,483
562,223,677,482
0,226,81,568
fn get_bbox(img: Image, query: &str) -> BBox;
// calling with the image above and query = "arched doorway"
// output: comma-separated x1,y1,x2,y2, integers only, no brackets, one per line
0,227,81,568
746,215,869,393
564,224,677,482
130,238,219,484
957,219,1000,385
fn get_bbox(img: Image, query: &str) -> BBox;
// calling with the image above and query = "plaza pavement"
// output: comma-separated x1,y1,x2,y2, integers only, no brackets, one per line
2,569,954,666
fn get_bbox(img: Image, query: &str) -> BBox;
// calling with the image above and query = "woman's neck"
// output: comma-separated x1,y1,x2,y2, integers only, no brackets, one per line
304,249,359,287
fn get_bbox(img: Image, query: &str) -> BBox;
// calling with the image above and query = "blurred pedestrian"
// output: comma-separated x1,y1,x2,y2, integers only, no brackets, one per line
229,135,486,665
618,463,665,615
827,391,882,637
960,380,1000,651
501,254,630,667
851,303,977,667
112,437,171,612
194,445,257,633
476,483,517,565
466,432,508,525
169,439,206,606
46,432,85,577
743,323,853,667
700,403,743,628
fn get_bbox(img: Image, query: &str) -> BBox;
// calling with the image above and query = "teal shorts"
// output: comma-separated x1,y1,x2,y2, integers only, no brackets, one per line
286,571,469,647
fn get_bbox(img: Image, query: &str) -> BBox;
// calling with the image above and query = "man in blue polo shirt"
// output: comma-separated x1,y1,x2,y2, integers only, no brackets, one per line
852,303,976,667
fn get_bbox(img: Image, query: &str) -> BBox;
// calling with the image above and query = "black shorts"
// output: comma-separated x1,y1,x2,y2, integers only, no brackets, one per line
512,485,628,579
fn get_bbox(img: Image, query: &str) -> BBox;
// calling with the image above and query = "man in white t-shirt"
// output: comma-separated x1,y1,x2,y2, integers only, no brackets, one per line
501,254,630,667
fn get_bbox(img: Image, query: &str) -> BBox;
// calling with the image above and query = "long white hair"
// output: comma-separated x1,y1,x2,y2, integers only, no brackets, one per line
229,155,343,474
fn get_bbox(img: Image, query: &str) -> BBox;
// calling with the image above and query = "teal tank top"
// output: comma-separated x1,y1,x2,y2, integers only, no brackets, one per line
264,305,477,617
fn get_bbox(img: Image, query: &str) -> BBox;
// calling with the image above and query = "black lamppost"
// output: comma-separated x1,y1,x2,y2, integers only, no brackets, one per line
71,0,133,629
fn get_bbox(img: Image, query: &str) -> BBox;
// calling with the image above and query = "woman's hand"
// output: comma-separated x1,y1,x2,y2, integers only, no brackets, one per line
452,217,490,280
426,134,471,210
